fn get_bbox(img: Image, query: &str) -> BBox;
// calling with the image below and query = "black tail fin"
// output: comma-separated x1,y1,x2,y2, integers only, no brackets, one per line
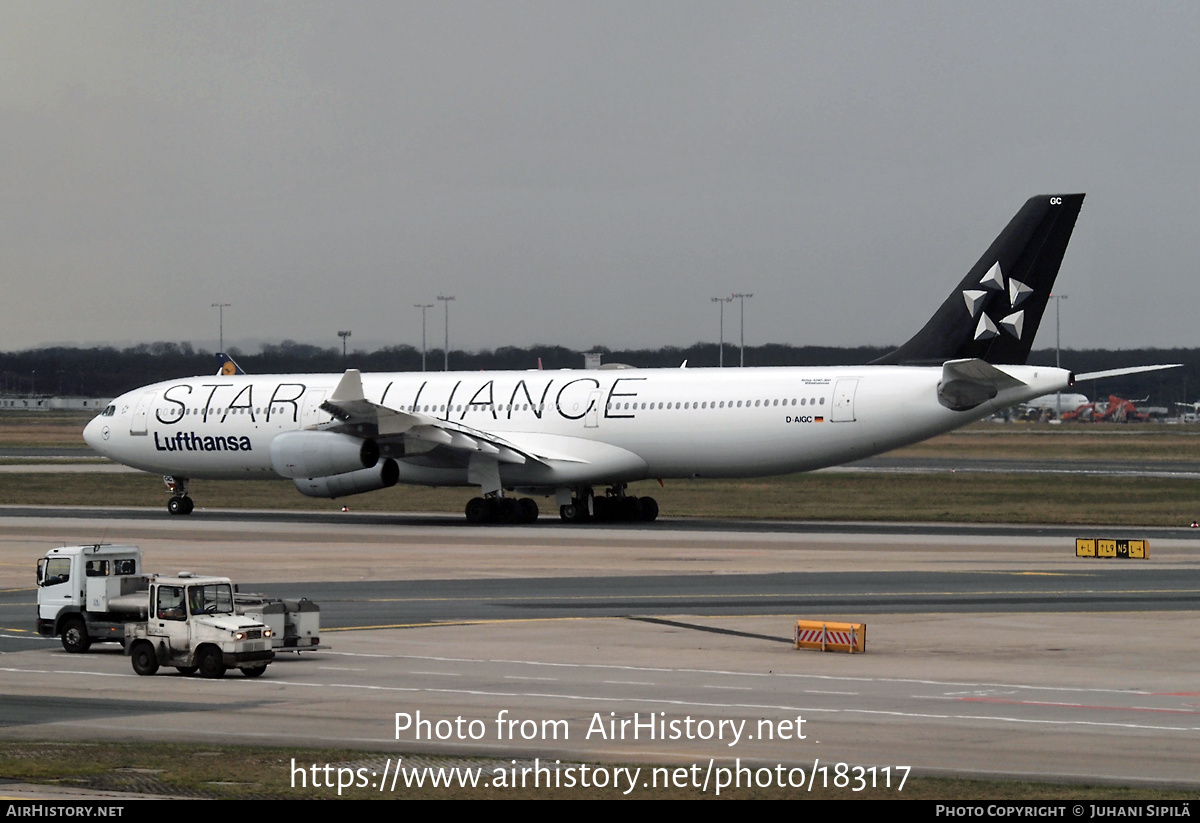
873,194,1085,366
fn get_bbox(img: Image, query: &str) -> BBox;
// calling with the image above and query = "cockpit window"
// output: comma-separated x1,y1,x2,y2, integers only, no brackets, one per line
102,405,116,417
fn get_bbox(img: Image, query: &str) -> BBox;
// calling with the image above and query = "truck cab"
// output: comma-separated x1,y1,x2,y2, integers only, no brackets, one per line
36,544,146,652
126,574,275,678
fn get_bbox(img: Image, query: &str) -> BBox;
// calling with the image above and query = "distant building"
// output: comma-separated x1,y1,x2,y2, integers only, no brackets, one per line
0,396,111,411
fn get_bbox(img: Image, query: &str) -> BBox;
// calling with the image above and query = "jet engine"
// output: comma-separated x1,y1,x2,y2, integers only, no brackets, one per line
293,458,400,499
269,430,380,479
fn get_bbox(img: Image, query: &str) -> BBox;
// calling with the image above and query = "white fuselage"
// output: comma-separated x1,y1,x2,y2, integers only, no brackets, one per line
84,364,1072,491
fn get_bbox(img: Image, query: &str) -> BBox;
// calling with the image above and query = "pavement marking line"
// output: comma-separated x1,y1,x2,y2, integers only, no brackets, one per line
629,616,791,643
952,696,1200,715
309,585,1200,605
324,650,1158,695
16,670,1196,736
325,616,626,631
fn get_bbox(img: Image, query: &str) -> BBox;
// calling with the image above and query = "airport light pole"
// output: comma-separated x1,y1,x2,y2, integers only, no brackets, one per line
437,294,455,371
211,303,231,351
731,292,753,367
414,303,434,371
1052,294,1068,415
711,296,732,367
338,330,352,367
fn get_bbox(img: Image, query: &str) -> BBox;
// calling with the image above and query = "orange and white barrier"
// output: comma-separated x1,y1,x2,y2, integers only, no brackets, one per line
793,620,866,653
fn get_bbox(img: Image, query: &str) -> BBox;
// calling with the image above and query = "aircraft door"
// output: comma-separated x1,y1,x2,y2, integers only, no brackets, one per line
129,390,156,436
301,390,328,428
831,379,859,422
585,390,601,428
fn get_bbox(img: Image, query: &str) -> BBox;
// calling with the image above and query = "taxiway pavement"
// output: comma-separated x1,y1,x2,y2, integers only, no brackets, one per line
2,509,1199,789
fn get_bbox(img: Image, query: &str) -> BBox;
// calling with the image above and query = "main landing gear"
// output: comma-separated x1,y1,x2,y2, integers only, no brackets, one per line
164,475,194,516
559,485,659,524
464,495,540,524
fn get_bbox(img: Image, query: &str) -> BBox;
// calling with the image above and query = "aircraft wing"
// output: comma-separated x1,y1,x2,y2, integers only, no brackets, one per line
319,370,533,465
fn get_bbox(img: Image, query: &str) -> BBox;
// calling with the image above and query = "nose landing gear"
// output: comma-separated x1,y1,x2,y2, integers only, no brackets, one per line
164,475,194,515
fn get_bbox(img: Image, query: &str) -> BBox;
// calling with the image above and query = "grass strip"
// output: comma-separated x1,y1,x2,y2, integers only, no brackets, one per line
2,471,1198,527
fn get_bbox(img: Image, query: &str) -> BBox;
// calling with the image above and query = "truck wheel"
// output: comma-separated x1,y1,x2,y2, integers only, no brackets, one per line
131,642,159,676
241,665,267,678
175,666,197,676
60,618,91,653
197,647,226,679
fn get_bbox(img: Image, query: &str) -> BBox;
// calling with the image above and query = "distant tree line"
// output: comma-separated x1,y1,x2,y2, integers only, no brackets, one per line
0,341,1196,407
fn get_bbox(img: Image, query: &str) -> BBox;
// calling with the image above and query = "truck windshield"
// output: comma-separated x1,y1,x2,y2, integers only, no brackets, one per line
187,584,234,615
38,558,71,587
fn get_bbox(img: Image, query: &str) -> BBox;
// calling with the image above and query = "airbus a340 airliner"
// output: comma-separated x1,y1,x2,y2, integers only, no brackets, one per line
84,194,1154,523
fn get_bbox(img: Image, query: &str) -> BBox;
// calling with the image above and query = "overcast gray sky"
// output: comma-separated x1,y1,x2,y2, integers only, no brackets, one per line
2,2,1197,355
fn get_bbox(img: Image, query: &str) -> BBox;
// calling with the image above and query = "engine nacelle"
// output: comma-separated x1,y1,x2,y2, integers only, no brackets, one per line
293,458,400,499
270,430,380,479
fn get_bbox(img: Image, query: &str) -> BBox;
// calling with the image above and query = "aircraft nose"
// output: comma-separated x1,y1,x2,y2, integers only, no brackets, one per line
82,415,110,455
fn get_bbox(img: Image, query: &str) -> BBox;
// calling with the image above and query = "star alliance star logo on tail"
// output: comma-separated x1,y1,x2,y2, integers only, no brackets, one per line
963,261,1032,342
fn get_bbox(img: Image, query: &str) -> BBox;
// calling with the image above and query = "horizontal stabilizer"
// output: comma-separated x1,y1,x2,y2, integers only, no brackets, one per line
938,358,1027,412
1074,364,1182,381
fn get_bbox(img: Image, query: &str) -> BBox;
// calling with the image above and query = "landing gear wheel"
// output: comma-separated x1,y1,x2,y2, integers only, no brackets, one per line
131,643,159,676
639,497,659,522
560,502,590,523
180,496,194,514
622,496,643,521
592,496,611,521
242,666,267,678
60,618,91,653
465,497,488,524
175,666,197,676
519,498,539,523
167,496,194,515
197,647,226,679
500,498,522,524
